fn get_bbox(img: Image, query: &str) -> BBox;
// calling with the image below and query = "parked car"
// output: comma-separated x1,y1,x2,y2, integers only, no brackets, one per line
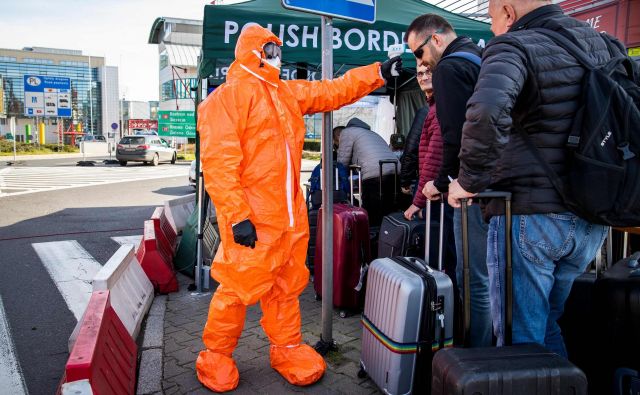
189,160,197,188
116,135,177,166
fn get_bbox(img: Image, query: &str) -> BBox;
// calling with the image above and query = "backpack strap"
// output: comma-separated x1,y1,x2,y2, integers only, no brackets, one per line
531,28,597,70
442,52,482,68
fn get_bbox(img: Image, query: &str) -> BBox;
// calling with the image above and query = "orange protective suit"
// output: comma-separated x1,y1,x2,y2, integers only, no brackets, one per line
196,24,385,392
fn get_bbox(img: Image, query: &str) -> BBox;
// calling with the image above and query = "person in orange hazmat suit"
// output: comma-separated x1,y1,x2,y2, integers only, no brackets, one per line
196,24,402,392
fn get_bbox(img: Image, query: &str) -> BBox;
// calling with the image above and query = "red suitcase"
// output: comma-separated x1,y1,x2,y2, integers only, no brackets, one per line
314,203,370,316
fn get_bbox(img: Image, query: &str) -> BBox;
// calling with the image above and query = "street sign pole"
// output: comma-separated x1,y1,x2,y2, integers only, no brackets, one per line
10,117,16,161
320,15,335,350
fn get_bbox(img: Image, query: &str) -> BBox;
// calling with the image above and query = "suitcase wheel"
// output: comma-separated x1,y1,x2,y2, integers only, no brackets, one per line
357,363,367,379
339,310,347,318
314,293,321,301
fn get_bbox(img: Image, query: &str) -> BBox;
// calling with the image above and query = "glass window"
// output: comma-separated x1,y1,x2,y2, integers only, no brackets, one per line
159,52,169,70
120,136,145,145
0,56,16,62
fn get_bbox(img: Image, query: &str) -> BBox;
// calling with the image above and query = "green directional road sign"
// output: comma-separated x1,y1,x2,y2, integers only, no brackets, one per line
158,111,196,138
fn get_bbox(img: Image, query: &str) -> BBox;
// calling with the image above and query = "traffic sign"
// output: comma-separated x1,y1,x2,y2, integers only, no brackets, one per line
23,75,71,118
158,111,196,138
282,0,376,24
111,123,118,130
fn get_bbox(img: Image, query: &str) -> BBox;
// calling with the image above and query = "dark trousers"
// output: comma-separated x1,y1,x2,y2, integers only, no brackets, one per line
361,175,396,227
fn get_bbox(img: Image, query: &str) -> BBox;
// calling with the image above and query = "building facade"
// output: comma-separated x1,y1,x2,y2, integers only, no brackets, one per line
0,46,119,144
148,17,201,112
120,100,160,135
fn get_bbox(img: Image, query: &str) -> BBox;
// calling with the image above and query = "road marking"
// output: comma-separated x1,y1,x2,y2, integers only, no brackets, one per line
32,240,102,321
0,165,188,197
111,235,142,247
0,295,28,395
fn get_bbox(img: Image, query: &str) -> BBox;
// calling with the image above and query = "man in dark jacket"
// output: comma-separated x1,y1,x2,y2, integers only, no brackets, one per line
406,14,492,347
335,118,399,226
448,0,614,356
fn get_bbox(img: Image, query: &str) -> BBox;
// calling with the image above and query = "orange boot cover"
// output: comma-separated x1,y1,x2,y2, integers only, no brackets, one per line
196,285,246,392
270,344,326,386
196,351,239,393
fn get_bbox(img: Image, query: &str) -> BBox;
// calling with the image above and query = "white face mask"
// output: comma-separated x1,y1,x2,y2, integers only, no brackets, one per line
264,56,281,69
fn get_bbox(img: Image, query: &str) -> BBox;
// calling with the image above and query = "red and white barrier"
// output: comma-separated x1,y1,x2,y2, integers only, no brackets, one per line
136,220,178,294
62,291,137,395
163,193,195,234
93,245,154,339
150,207,176,259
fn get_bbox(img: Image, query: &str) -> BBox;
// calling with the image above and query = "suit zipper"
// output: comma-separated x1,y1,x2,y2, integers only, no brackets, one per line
285,141,294,228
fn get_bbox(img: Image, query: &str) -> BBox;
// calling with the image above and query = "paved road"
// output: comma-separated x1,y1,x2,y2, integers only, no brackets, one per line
0,162,192,394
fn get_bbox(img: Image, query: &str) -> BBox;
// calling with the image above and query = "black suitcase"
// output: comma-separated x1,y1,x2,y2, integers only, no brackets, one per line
377,212,426,258
597,252,640,394
432,192,588,395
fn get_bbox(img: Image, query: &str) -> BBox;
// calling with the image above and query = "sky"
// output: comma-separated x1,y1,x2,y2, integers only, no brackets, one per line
0,0,219,101
0,0,469,102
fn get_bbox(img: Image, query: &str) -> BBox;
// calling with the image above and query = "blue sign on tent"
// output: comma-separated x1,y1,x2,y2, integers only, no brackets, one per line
281,0,376,24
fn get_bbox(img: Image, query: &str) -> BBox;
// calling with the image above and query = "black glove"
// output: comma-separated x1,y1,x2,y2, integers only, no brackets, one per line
381,56,403,81
232,219,257,248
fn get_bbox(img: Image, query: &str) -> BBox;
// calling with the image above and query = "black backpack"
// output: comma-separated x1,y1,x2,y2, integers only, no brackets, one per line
520,28,640,227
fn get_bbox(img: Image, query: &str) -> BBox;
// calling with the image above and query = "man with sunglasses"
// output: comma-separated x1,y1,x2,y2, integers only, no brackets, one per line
404,14,491,348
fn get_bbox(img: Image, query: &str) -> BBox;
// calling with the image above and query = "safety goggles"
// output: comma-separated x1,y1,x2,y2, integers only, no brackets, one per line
263,42,282,60
412,29,443,59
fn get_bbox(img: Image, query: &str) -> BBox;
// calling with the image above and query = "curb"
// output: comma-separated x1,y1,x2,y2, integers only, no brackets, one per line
137,295,167,395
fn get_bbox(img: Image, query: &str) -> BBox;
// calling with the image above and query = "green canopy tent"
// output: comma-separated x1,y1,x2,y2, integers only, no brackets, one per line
197,0,492,135
198,0,492,79
183,0,492,291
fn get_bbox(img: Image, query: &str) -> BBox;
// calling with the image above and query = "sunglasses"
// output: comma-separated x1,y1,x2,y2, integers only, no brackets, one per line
413,29,443,59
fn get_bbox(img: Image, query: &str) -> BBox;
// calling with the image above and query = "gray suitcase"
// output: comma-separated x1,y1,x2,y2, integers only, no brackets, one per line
359,199,454,395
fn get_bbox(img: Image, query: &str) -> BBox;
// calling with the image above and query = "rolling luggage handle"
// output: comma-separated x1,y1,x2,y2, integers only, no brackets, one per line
425,195,446,271
461,191,512,347
349,165,363,207
379,159,399,206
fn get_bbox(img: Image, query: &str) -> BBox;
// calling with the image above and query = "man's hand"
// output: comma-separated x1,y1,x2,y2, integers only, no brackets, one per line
404,204,422,220
447,179,477,208
400,186,412,195
422,181,441,201
232,219,257,248
381,56,403,81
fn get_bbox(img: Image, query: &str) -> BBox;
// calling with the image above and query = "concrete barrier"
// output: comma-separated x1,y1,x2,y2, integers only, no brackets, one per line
137,220,178,294
163,193,195,234
93,245,154,339
80,141,109,156
64,290,137,395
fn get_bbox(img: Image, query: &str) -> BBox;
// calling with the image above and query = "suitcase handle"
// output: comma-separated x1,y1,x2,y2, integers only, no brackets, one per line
461,192,512,346
349,165,362,207
425,195,445,271
404,256,432,273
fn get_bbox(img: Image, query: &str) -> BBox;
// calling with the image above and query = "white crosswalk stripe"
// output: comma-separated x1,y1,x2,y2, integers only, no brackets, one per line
0,165,188,197
0,295,27,395
32,240,104,321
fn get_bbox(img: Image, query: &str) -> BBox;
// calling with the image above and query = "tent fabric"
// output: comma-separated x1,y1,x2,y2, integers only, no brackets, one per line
199,0,493,79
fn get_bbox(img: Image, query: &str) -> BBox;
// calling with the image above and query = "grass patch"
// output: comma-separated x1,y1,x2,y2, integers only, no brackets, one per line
302,151,321,161
0,140,79,155
177,153,196,161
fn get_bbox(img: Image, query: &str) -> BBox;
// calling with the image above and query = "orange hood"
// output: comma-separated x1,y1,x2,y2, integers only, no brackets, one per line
228,24,283,85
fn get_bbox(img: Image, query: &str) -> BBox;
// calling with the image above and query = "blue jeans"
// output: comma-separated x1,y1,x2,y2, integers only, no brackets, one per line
454,205,492,347
487,212,607,356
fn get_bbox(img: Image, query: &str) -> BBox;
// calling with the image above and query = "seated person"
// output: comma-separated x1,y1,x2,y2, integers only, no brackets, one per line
334,118,400,226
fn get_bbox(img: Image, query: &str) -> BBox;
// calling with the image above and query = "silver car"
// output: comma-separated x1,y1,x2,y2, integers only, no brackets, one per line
116,135,177,166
